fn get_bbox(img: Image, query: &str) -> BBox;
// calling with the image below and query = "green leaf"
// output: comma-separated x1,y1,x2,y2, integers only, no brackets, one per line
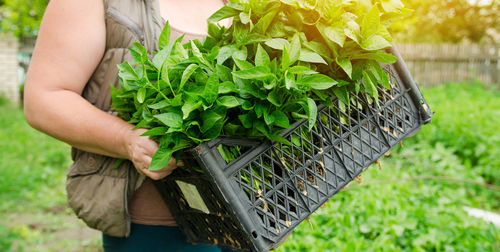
182,99,202,119
263,79,277,90
267,90,282,106
148,101,170,110
238,113,253,128
362,71,379,105
154,112,182,129
361,35,392,51
217,96,246,108
137,87,146,104
361,6,381,40
190,40,211,67
306,98,317,130
299,49,327,64
333,86,350,105
218,81,238,94
285,71,296,90
208,5,240,22
255,102,266,118
288,34,301,66
264,110,275,125
232,66,273,80
129,42,148,65
271,110,290,128
203,119,225,140
232,46,248,61
141,127,168,137
254,7,280,34
289,66,318,75
255,44,270,67
265,38,289,50
217,46,237,65
149,145,174,171
170,95,183,107
268,134,291,145
179,64,199,91
380,0,404,13
118,62,139,81
343,13,361,44
239,11,251,24
158,21,171,51
351,52,397,64
203,73,219,106
303,40,332,59
297,74,338,90
242,100,254,110
233,58,254,71
367,60,391,89
207,22,221,39
235,78,266,100
317,22,346,47
216,64,233,82
201,109,224,133
337,58,353,78
153,45,172,70
281,46,290,70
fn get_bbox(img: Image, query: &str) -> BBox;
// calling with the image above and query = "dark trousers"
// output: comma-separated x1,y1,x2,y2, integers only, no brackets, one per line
103,223,237,252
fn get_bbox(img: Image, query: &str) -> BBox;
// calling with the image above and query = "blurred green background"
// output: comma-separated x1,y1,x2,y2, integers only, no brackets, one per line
1,0,499,251
2,82,499,251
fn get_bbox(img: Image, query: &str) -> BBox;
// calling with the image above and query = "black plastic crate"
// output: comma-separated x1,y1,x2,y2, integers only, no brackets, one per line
153,47,433,252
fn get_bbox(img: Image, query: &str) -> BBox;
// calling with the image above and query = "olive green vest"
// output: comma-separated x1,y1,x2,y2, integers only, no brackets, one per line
66,0,163,237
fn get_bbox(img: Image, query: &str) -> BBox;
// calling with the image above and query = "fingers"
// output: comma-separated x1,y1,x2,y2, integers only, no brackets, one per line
140,137,159,158
130,128,159,158
128,128,182,180
142,169,171,180
137,155,180,181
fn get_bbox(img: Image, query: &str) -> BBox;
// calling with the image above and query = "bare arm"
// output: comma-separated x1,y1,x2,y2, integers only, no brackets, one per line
24,0,180,179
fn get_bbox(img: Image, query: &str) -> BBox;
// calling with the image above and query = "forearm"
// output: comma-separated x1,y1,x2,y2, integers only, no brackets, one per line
25,88,133,159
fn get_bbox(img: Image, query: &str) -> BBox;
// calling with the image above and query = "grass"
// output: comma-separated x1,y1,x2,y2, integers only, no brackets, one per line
0,82,499,251
0,101,101,251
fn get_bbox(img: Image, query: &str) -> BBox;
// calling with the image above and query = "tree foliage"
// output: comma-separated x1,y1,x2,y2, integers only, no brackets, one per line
393,0,499,43
0,0,49,39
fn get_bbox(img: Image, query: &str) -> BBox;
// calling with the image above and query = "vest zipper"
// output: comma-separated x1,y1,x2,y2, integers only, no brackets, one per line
106,7,145,44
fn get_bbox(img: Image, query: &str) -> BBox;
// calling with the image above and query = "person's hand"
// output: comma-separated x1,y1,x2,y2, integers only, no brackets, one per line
124,128,184,180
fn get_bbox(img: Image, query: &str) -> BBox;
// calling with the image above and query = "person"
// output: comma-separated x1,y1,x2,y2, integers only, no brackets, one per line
24,0,233,251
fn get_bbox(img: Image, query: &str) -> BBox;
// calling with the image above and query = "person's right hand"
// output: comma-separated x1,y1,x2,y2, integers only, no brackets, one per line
124,128,184,180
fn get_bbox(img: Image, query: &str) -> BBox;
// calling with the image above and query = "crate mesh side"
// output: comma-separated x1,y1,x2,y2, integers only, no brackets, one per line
159,63,427,251
375,66,420,143
229,64,422,243
160,170,250,250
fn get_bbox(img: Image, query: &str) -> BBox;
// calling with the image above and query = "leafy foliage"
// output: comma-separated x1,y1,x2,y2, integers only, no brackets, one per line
112,0,406,170
414,82,500,190
392,0,499,43
0,0,49,39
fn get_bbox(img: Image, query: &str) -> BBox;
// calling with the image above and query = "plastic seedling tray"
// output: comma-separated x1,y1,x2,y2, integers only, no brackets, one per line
153,47,433,252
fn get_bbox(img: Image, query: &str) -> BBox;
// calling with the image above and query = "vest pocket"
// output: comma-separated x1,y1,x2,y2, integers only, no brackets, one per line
66,151,129,237
67,152,106,177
